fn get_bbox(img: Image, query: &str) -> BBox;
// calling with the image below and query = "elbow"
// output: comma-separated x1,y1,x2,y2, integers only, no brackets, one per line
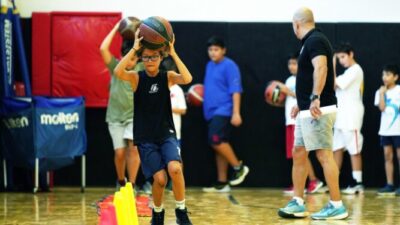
181,109,187,115
184,76,193,85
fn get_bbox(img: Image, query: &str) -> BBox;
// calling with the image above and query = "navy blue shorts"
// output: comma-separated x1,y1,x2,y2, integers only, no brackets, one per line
137,137,182,179
380,136,400,149
208,116,232,145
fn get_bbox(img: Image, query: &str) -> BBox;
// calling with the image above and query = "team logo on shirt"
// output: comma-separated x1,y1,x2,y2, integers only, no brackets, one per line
385,98,399,129
149,84,159,94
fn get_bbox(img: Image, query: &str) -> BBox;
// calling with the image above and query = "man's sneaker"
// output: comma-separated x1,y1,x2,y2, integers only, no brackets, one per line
115,178,127,191
283,185,294,195
342,184,364,195
229,163,250,186
142,181,152,195
396,188,400,196
311,203,348,220
175,208,192,225
202,183,231,193
278,199,309,218
307,180,324,194
377,184,396,196
151,209,165,225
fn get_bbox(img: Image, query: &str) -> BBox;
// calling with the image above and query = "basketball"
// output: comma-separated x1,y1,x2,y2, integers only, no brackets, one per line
139,16,174,50
187,84,204,107
265,81,286,107
118,17,141,40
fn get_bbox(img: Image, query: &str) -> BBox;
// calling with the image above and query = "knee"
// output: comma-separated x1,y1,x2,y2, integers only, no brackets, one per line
154,173,167,188
168,162,183,177
292,147,307,164
316,151,332,165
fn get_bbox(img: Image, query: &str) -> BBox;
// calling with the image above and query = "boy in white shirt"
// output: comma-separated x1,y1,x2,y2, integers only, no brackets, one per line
279,53,323,194
333,43,365,194
170,84,187,145
375,64,400,196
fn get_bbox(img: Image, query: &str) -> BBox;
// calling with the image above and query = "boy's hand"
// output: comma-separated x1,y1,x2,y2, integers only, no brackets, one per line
379,85,387,94
168,34,177,56
291,105,300,119
133,29,143,51
231,113,242,127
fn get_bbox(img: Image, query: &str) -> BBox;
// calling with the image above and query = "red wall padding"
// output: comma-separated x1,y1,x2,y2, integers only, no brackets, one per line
32,12,122,107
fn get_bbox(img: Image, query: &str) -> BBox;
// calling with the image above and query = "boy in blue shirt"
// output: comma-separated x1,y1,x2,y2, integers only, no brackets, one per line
202,36,249,193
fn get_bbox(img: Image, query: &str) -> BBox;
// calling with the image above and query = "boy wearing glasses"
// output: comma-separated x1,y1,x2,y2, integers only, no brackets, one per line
113,30,193,225
202,36,249,193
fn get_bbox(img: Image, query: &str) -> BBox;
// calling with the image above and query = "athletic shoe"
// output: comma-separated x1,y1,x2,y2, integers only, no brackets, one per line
151,209,165,225
396,188,400,196
377,184,396,196
115,178,127,191
202,183,231,193
307,180,324,194
229,163,250,186
311,203,348,220
175,208,192,225
316,185,329,194
283,185,294,195
342,184,364,195
142,181,152,195
278,199,309,218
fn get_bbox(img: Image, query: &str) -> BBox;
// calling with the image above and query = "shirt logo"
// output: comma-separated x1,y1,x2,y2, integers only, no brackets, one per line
300,46,304,55
149,84,159,94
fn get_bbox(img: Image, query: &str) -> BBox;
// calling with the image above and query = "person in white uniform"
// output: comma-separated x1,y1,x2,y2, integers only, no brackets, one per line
333,43,365,194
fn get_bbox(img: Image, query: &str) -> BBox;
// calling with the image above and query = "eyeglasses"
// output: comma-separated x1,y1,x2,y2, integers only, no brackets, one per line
141,55,161,62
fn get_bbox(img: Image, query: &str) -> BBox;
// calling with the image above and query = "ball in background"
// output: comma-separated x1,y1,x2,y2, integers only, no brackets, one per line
118,17,141,40
265,81,286,107
187,84,204,107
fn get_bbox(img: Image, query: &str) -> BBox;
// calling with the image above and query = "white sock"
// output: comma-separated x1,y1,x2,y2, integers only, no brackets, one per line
293,196,304,206
153,204,164,213
330,200,343,208
352,171,362,183
176,199,186,210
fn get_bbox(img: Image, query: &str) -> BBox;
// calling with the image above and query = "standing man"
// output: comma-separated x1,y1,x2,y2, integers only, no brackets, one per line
278,8,348,220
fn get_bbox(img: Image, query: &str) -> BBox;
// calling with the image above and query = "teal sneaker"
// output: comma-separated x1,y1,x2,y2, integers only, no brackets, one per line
311,203,349,220
278,199,309,218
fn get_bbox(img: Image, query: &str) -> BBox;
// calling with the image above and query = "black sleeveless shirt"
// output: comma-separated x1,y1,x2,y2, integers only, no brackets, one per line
133,70,176,144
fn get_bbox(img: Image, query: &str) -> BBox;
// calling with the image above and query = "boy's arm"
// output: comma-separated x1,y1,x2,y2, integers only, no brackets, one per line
231,93,242,127
172,108,187,115
100,22,119,65
167,37,193,86
377,86,387,112
113,30,142,91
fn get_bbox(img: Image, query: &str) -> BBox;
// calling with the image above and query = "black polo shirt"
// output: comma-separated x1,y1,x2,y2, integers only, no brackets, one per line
296,28,337,110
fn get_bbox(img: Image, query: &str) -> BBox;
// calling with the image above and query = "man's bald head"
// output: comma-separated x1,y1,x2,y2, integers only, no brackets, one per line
293,7,315,25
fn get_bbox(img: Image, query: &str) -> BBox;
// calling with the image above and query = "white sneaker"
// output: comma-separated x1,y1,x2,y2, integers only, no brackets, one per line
342,184,364,195
202,184,231,193
316,185,329,194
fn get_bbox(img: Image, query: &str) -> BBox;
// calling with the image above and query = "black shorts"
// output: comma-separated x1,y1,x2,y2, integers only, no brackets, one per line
380,136,400,149
208,116,232,145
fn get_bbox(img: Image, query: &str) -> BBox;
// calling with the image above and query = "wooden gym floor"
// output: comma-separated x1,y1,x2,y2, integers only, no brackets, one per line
0,188,399,225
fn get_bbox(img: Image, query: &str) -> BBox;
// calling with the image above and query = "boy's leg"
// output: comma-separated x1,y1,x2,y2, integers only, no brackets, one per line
115,149,126,182
212,143,240,167
306,157,324,194
333,149,344,170
216,153,229,182
126,141,140,185
152,169,168,208
168,161,185,201
307,158,317,180
108,123,128,187
350,154,362,180
384,145,394,185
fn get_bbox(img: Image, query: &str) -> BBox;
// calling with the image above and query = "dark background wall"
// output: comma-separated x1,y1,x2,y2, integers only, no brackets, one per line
19,20,400,188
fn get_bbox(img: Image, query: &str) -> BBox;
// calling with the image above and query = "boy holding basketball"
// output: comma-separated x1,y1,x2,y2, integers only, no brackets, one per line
375,64,400,196
99,19,142,191
114,29,193,224
202,36,249,193
279,53,324,195
333,43,365,194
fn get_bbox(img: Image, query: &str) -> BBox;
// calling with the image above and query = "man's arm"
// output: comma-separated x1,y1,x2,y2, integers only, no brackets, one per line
309,55,328,118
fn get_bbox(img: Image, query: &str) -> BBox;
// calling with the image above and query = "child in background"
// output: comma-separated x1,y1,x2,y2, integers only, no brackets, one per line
375,64,400,196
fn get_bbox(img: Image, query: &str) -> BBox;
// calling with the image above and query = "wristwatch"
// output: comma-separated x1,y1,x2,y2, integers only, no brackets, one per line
310,94,320,102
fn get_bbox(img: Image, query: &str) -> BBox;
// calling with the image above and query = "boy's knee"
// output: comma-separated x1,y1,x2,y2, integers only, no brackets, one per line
154,174,167,187
168,161,182,177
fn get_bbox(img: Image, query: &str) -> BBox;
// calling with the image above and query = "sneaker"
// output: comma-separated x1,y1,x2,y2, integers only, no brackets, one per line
151,209,165,225
311,203,348,220
342,184,364,195
175,208,192,225
377,184,396,196
316,185,329,194
278,199,309,218
396,188,400,196
283,185,294,195
142,181,152,195
307,180,324,194
229,163,250,186
115,178,127,191
202,182,231,193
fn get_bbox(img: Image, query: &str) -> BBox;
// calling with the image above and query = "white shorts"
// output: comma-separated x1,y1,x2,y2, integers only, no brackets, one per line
108,122,133,150
333,128,363,155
